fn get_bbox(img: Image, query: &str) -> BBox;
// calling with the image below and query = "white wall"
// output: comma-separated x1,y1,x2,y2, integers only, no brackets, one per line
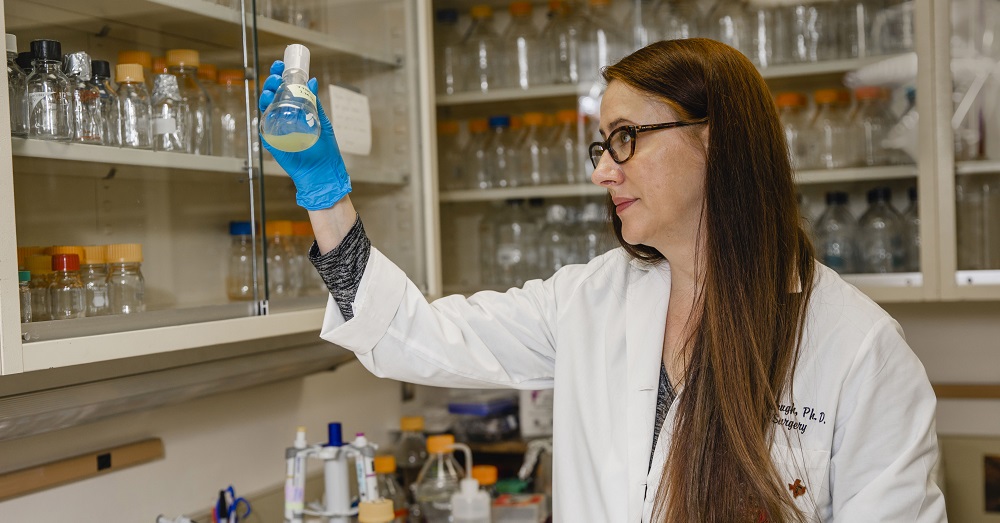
0,361,403,522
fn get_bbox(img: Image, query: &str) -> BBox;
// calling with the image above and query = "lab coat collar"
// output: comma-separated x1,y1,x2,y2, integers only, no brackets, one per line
624,260,671,522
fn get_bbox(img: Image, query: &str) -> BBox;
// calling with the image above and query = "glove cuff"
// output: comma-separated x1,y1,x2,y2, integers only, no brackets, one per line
296,181,353,211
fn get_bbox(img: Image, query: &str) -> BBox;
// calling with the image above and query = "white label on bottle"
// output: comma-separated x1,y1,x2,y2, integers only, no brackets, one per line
152,117,177,134
287,84,317,106
27,92,50,111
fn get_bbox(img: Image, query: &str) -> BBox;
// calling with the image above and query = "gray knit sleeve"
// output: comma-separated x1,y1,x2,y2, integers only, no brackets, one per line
308,215,371,321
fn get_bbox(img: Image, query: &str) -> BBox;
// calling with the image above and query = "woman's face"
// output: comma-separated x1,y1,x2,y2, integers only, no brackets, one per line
591,81,709,253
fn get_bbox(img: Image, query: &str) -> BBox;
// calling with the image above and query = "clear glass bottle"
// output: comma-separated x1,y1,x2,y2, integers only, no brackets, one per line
858,187,905,273
902,186,920,272
787,1,840,63
266,220,301,298
581,0,627,84
547,110,585,184
227,221,256,301
485,115,518,188
437,120,464,191
63,51,104,145
15,51,33,78
578,201,611,261
463,5,502,93
215,69,249,159
106,243,145,315
81,245,110,317
116,64,152,149
775,92,811,170
166,49,213,155
49,254,86,320
842,0,876,59
6,34,27,137
516,112,550,187
261,44,320,153
873,0,915,54
396,416,429,494
414,434,465,523
851,86,896,166
117,50,153,87
18,270,31,323
25,254,52,322
807,88,853,169
656,0,704,41
26,39,73,141
540,204,576,276
815,191,859,274
708,0,750,59
543,0,588,85
626,0,660,51
504,1,547,89
495,199,533,287
374,455,410,523
466,118,492,190
90,60,121,147
434,8,463,95
744,2,777,68
151,74,185,152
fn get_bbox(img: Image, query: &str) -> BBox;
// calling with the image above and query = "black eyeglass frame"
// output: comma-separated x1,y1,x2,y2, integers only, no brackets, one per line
589,118,709,168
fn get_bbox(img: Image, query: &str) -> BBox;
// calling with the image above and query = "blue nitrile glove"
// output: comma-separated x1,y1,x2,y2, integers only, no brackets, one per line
259,60,351,210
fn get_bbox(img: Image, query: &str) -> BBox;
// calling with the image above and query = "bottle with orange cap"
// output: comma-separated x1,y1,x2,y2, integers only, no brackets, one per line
463,5,502,93
466,118,492,190
25,254,53,321
166,49,213,155
437,120,464,191
215,69,248,159
503,1,547,89
49,253,85,320
808,88,854,169
581,0,628,83
266,220,302,298
850,86,899,167
542,0,587,85
774,91,811,170
117,50,152,83
471,465,498,500
116,63,152,149
106,243,145,314
80,245,109,317
374,455,410,523
395,416,429,494
414,434,465,523
516,112,550,187
547,109,586,184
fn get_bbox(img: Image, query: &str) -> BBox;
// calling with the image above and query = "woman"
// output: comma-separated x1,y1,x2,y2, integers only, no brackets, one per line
260,38,946,522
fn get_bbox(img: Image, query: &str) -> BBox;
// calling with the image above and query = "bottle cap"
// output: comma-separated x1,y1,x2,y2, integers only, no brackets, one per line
166,49,200,68
17,246,45,269
197,62,217,82
327,422,343,447
510,115,523,131
26,254,53,276
470,5,493,19
5,34,16,54
62,51,92,79
426,434,455,454
523,112,545,126
374,455,397,474
292,221,312,237
549,0,568,14
437,120,459,135
116,63,145,84
230,221,254,236
472,464,498,486
30,40,61,62
436,8,458,24
488,115,510,128
81,245,106,265
400,416,424,431
357,499,394,523
908,186,917,201
106,243,143,263
282,44,310,77
556,110,579,123
589,0,611,6
774,92,806,108
47,245,86,259
855,86,885,101
151,56,168,75
118,50,152,70
510,1,532,16
813,88,842,105
468,118,489,134
52,253,80,272
18,270,30,283
91,60,112,80
266,220,294,237
825,191,848,205
152,74,181,100
867,186,891,204
15,51,33,71
218,69,244,86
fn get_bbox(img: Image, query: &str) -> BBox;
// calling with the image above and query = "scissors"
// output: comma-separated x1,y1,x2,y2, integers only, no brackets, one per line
224,485,252,523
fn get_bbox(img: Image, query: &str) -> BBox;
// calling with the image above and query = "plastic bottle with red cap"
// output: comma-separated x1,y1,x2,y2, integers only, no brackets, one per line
48,253,85,320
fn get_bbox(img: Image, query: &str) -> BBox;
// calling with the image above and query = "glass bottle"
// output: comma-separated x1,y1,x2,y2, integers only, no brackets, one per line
396,416,429,493
434,8,463,95
116,64,152,149
626,0,660,51
708,0,750,59
851,86,896,166
807,88,852,169
151,74,185,152
956,175,1000,270
466,118,492,190
873,0,915,54
858,187,905,273
463,5,502,93
26,39,73,141
787,1,840,63
842,0,876,59
215,69,248,159
656,0,703,41
548,110,586,184
227,221,256,301
414,434,465,523
578,201,611,261
775,92,811,170
15,51,33,78
18,270,31,323
25,254,52,322
543,0,588,85
63,51,104,145
81,245,110,317
166,49,213,155
504,1,547,90
288,221,309,297
902,186,920,272
486,115,518,188
106,243,145,315
49,254,86,320
744,2,776,68
516,112,550,187
437,120,463,191
814,191,858,274
261,44,320,153
266,220,300,298
6,34,27,137
117,50,153,86
478,204,499,286
90,60,121,147
540,204,576,276
581,0,627,84
495,199,533,287
374,455,410,523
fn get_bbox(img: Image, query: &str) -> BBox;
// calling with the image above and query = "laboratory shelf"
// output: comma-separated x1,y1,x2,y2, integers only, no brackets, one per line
956,270,1000,286
436,84,585,106
261,160,409,185
439,183,605,203
20,307,326,372
950,270,1000,300
842,272,925,303
955,160,1000,175
758,54,911,80
794,165,919,185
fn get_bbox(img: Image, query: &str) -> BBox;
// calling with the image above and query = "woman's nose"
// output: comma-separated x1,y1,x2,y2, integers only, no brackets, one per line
591,153,623,187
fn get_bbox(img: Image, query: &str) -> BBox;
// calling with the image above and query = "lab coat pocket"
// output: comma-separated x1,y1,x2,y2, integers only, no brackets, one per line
770,444,831,522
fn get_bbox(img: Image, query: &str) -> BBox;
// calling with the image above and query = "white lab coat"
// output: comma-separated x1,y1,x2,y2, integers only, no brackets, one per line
320,247,947,522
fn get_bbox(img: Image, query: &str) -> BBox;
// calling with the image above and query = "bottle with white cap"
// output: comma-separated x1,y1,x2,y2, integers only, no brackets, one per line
262,44,321,152
6,34,27,137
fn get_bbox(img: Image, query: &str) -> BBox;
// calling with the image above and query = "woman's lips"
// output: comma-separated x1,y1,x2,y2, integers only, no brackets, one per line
613,198,636,213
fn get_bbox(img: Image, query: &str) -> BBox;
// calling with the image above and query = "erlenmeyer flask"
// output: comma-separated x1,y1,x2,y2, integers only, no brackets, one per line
261,44,321,152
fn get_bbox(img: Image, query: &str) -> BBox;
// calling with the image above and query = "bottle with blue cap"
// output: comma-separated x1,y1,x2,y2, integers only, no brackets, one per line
485,115,518,189
227,221,256,301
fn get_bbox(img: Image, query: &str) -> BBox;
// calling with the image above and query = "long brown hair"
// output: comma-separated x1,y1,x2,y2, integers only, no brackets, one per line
602,38,816,522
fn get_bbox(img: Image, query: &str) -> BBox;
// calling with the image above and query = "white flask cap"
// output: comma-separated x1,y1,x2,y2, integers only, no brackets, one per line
5,34,16,54
283,44,310,77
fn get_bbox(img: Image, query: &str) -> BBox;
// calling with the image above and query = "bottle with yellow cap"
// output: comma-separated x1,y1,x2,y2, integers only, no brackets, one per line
471,465,498,499
414,434,465,523
115,63,152,149
265,220,302,298
215,69,248,159
374,455,409,523
166,49,213,155
106,243,145,314
26,254,53,321
81,245,109,317
395,416,429,494
462,5,501,93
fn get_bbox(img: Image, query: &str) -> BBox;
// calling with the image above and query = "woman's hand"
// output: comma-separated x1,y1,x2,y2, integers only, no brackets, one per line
259,60,351,211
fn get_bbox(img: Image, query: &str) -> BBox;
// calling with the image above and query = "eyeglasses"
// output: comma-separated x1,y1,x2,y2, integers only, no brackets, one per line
589,118,708,168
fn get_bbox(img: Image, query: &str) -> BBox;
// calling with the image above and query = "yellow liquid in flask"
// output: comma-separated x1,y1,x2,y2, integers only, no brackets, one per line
262,132,320,153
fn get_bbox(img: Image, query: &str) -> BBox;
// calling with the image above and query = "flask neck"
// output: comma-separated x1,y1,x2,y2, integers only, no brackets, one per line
281,68,309,85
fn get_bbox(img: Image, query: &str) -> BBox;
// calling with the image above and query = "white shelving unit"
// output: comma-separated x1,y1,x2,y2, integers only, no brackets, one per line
439,183,604,202
795,165,918,185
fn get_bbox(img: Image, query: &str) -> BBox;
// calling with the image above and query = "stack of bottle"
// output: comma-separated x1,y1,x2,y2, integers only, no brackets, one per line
807,187,919,274
776,86,913,171
5,36,250,159
15,243,145,322
242,0,322,31
955,174,1000,270
478,199,617,287
434,0,915,95
259,219,327,300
